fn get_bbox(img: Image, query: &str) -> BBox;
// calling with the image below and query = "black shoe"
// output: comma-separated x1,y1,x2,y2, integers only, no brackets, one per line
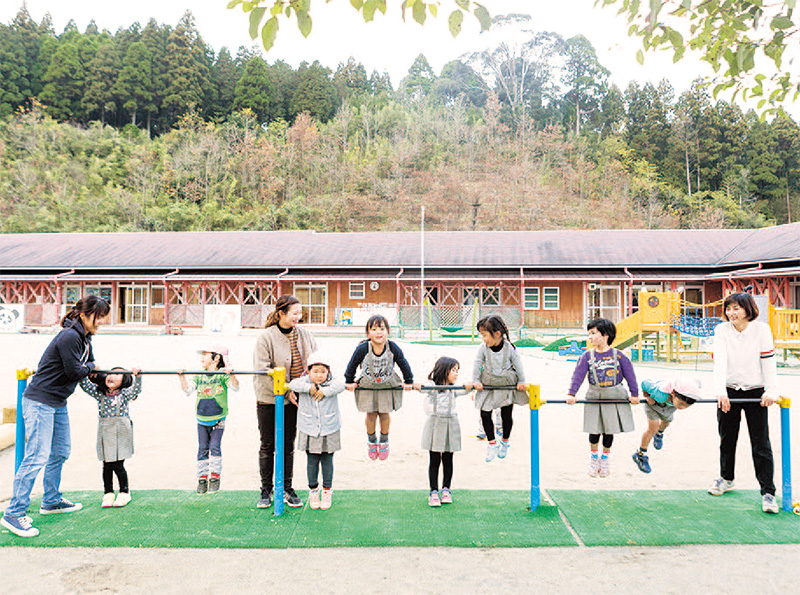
209,476,220,493
197,478,208,494
256,491,273,508
284,488,303,508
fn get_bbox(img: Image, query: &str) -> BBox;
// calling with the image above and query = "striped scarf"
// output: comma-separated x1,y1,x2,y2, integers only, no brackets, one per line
289,329,304,381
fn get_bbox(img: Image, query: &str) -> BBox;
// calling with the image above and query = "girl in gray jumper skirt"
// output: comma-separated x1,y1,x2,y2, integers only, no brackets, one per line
422,357,473,507
289,351,345,511
472,315,527,463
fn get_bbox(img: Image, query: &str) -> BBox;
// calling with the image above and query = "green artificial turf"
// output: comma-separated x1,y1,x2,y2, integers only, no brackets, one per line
0,490,575,549
548,489,800,547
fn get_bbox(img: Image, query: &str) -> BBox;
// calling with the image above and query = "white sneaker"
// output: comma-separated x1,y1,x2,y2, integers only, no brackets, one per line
102,492,116,508
497,440,510,459
598,456,610,477
320,488,333,510
762,493,779,514
308,488,321,510
113,492,131,507
708,478,735,495
485,442,498,462
587,455,600,477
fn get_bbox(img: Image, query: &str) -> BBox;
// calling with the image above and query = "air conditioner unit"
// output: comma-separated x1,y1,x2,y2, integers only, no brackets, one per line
588,283,597,290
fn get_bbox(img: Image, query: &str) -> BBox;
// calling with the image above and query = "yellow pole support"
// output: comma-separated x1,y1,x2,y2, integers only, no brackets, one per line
527,384,544,410
16,368,34,381
776,396,791,408
267,366,287,395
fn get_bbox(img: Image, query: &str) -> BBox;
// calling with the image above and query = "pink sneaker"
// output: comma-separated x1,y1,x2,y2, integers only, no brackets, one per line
308,488,321,510
368,442,379,460
440,488,453,504
320,488,333,510
428,490,441,507
378,442,389,460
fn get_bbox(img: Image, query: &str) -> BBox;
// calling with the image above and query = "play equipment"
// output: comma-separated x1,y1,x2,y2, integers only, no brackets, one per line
12,373,796,517
14,368,290,517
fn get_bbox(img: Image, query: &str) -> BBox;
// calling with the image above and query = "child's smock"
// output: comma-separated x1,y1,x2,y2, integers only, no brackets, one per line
345,340,413,413
184,374,237,425
79,376,142,462
569,349,638,434
472,340,527,410
290,374,346,454
421,388,467,452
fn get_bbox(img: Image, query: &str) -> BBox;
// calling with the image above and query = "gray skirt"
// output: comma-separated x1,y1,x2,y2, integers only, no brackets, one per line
421,415,461,452
583,384,635,434
355,386,403,413
474,370,527,410
97,416,134,462
474,388,528,410
297,430,341,454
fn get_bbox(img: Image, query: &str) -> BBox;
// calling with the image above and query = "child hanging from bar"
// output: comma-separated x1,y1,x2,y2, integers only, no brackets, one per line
289,350,345,510
631,377,701,473
471,315,527,463
79,367,142,508
566,318,639,478
345,315,415,461
178,344,239,494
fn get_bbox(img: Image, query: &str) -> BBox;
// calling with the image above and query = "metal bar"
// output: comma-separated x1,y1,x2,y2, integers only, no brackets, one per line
530,406,540,512
549,398,772,404
15,370,29,473
781,402,792,512
93,370,275,375
274,389,285,517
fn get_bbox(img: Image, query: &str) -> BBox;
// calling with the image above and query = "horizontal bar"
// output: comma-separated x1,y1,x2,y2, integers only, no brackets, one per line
549,398,769,404
93,369,275,375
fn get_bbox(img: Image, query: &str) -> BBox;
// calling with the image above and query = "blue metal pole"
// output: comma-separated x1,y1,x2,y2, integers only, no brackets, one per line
780,400,792,512
274,390,285,517
15,370,28,473
530,406,540,512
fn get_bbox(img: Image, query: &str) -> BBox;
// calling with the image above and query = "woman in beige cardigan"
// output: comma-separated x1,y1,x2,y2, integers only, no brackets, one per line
253,295,317,508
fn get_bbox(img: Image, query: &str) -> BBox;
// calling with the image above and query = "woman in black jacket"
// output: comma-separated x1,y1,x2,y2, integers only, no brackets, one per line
1,295,109,538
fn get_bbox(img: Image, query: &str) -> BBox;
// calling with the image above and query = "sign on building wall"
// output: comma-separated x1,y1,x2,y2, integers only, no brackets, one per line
0,305,24,332
203,305,242,335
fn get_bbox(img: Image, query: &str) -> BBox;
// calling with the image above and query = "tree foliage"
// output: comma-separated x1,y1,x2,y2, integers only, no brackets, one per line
598,0,800,113
228,0,492,51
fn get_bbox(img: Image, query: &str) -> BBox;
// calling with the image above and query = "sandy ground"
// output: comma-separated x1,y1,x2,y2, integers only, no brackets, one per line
1,330,800,593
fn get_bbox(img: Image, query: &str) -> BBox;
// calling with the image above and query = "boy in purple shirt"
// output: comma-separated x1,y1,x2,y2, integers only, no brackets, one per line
566,318,639,478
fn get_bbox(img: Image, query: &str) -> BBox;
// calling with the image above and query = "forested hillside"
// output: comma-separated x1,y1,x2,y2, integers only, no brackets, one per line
0,7,798,233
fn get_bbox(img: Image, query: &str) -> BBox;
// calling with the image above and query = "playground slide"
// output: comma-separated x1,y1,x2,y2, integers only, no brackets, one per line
611,311,653,350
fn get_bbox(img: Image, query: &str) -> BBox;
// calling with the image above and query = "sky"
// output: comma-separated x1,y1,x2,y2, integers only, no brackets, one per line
1,0,718,96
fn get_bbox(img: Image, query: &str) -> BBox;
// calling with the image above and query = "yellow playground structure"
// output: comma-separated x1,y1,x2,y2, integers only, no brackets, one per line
612,292,800,363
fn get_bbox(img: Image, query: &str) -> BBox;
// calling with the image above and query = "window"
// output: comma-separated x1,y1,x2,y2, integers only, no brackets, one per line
294,283,327,324
85,284,113,304
65,284,81,306
349,282,365,300
481,287,499,306
151,287,164,307
543,287,560,310
524,287,540,309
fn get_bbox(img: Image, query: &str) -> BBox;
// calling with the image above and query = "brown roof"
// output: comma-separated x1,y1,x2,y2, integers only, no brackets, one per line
0,227,796,272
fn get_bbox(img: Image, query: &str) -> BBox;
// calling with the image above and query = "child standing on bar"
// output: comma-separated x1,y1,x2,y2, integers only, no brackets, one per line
289,351,345,510
178,344,239,495
345,315,415,461
631,377,700,473
79,367,142,507
566,318,639,478
422,357,473,507
471,315,527,462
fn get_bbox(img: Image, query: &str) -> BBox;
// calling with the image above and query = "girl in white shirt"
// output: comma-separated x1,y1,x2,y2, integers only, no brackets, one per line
708,292,779,514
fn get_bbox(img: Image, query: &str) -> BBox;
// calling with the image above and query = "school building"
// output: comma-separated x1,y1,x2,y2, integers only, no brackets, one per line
0,225,799,333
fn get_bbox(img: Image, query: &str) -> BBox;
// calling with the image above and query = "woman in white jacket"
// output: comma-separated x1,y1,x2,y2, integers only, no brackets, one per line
708,292,779,514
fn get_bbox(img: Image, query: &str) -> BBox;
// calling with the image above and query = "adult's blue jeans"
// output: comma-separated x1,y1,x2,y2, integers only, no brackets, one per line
4,398,71,518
